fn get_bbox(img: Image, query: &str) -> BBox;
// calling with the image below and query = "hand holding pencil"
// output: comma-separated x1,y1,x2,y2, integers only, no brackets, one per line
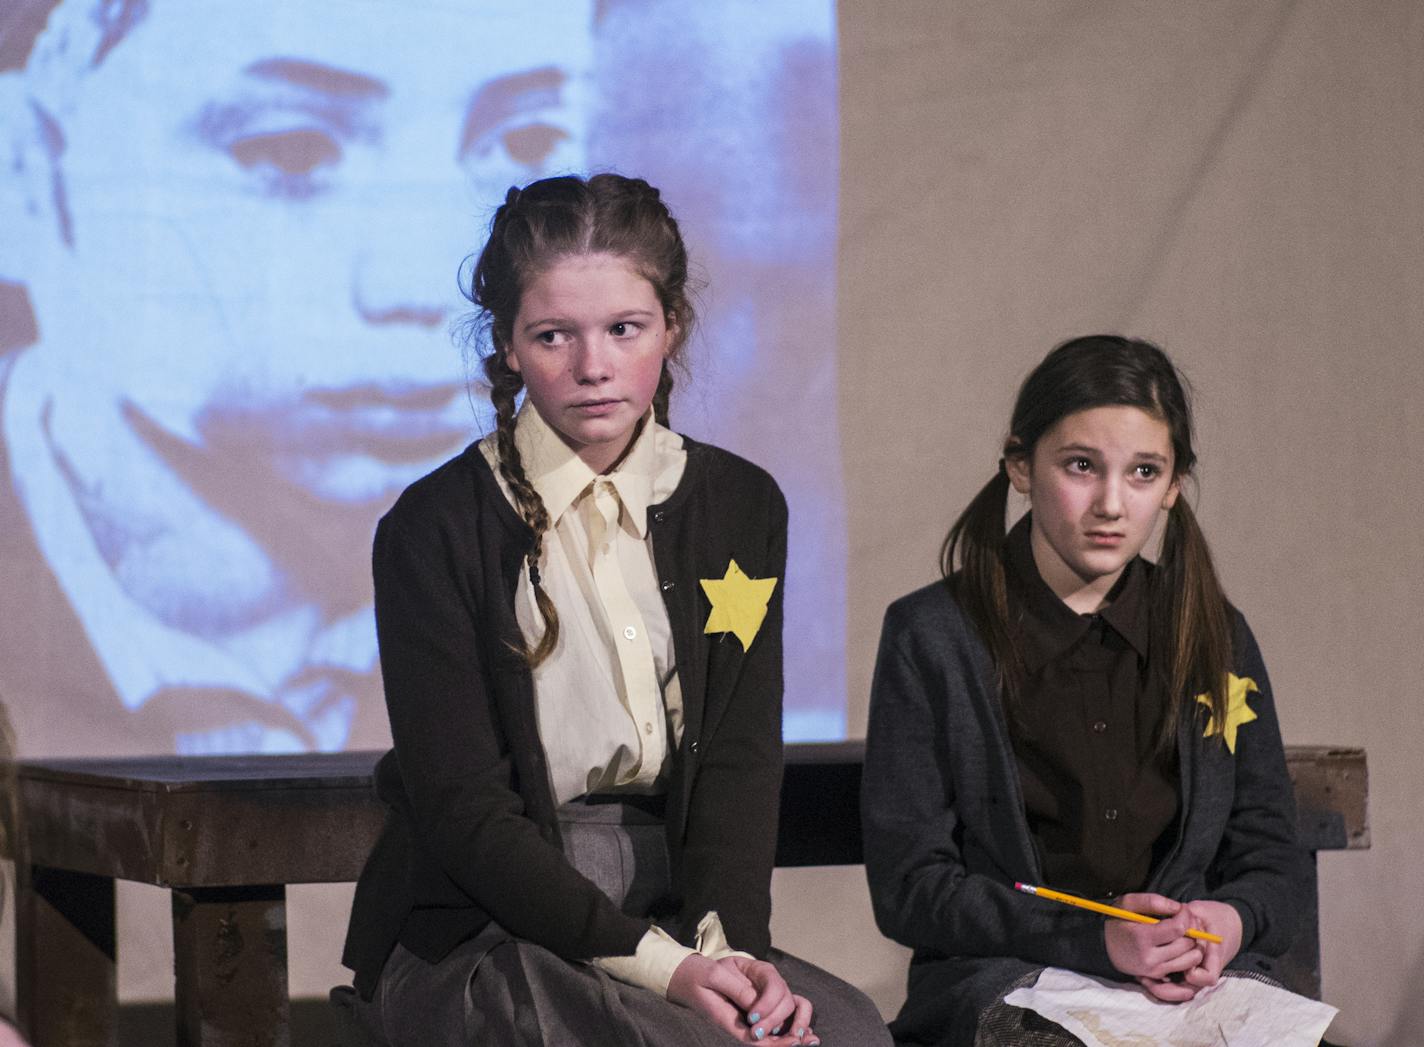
1014,882,1224,943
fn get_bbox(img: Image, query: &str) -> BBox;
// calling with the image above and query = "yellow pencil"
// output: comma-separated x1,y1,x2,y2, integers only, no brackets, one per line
1015,882,1224,944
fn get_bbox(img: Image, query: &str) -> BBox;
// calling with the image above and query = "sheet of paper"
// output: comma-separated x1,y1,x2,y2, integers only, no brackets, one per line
1003,967,1337,1047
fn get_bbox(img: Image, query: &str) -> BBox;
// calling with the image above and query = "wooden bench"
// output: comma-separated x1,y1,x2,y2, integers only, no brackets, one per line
14,743,1367,1047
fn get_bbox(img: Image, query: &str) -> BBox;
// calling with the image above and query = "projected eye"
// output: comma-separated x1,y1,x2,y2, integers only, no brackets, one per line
500,123,569,168
228,129,342,198
463,117,574,176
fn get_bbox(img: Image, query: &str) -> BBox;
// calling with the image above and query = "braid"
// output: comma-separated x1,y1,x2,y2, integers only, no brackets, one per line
486,349,560,666
652,362,674,427
466,173,698,666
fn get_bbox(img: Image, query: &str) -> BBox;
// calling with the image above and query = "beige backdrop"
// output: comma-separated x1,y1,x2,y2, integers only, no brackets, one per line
40,4,1424,1046
823,1,1422,1043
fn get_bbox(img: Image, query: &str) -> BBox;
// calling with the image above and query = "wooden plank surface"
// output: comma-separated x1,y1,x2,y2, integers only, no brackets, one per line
19,751,382,791
17,742,1366,889
19,772,383,886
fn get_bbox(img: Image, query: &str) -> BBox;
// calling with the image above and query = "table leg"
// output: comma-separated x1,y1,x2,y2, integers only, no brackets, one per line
16,866,118,1047
172,884,290,1047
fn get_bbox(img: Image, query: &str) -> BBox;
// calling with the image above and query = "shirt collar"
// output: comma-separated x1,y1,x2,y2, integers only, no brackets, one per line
515,401,662,538
1004,514,1151,672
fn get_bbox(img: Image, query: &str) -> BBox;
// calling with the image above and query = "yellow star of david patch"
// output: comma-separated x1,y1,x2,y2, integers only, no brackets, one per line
700,559,778,651
1196,673,1259,754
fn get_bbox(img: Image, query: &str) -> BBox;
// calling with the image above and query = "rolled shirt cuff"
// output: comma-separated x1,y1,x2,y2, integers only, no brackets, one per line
592,910,751,997
692,909,755,963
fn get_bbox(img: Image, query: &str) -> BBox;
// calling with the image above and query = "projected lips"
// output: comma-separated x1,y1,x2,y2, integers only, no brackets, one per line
204,383,476,502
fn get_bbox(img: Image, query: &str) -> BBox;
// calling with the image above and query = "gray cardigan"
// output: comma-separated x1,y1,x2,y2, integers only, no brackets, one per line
861,577,1309,1044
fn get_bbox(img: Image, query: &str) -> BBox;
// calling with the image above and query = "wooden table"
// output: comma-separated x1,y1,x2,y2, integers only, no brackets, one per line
15,743,1366,1047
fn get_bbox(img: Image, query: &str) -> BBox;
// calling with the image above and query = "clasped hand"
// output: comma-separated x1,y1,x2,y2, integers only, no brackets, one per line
1103,893,1244,1002
668,953,818,1044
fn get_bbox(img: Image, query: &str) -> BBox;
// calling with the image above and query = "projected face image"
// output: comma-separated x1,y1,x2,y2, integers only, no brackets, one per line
1,2,590,753
25,3,586,503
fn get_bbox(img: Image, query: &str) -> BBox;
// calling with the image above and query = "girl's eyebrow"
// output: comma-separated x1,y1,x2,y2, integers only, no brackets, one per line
1056,442,1169,465
520,308,657,334
520,315,573,334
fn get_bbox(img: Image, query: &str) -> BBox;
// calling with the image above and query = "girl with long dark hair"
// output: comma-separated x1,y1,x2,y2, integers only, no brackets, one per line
862,335,1308,1045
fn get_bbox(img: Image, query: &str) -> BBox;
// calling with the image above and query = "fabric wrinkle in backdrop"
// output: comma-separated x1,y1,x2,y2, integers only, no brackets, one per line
837,3,1423,1043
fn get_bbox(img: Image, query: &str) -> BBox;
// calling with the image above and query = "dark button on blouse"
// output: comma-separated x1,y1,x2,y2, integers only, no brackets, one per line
1002,516,1179,899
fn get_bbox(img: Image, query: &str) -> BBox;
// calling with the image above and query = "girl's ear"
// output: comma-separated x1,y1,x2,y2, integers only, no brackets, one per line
1005,455,1033,496
1161,477,1181,510
503,343,523,374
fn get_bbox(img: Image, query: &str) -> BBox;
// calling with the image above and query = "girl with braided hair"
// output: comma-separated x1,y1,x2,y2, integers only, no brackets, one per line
861,336,1310,1045
339,174,889,1046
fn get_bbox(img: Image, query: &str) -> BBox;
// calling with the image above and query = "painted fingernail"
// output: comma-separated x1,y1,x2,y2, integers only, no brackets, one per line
753,1028,765,1041
796,1029,805,1038
748,1013,761,1024
772,1025,783,1035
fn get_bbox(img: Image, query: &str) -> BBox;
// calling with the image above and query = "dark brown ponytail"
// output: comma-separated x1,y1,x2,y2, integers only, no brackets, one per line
941,463,1025,699
1154,494,1232,747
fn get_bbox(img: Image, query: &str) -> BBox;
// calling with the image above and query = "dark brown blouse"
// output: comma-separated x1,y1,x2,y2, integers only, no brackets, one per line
1003,517,1179,899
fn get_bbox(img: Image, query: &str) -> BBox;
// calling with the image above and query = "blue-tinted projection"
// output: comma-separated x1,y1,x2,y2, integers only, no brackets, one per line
0,0,843,756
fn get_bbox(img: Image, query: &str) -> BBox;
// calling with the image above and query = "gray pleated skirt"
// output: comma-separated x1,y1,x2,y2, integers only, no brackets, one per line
348,800,891,1046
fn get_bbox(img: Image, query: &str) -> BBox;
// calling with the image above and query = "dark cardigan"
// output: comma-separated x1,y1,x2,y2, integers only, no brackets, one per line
861,575,1310,1044
342,437,788,999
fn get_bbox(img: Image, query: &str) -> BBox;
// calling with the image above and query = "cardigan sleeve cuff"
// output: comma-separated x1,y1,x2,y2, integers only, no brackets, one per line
1211,895,1258,953
591,911,750,997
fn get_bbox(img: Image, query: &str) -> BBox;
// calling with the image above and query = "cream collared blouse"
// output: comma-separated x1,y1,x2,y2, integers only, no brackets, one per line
480,404,745,995
480,402,686,805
